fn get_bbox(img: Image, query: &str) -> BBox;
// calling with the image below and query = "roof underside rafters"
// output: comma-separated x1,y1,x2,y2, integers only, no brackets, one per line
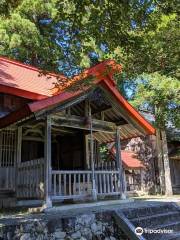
1,86,154,142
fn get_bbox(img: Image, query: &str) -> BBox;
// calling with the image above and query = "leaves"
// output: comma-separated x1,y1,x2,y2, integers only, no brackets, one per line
130,73,180,129
0,0,179,128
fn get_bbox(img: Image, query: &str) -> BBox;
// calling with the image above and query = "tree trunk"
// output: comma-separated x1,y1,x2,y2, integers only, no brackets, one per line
156,128,165,194
161,130,173,196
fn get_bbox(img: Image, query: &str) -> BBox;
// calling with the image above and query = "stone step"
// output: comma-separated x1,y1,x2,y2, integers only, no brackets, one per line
143,221,180,240
166,232,180,240
132,211,180,228
114,203,180,240
122,203,179,220
156,221,180,232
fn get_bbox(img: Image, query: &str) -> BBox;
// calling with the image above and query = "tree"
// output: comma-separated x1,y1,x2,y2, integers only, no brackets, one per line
131,73,180,128
131,73,180,195
0,0,62,72
0,0,179,80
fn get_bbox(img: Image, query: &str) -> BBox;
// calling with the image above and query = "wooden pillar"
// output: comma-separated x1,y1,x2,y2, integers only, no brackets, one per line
0,130,3,167
115,127,126,199
85,134,90,169
15,126,22,196
44,115,52,208
161,130,173,195
123,169,127,195
89,102,97,201
16,127,22,164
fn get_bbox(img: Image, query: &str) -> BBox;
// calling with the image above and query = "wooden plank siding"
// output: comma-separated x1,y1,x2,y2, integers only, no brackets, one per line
16,158,44,199
0,128,17,190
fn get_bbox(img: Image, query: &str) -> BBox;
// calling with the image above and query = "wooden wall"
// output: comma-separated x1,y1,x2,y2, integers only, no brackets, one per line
0,93,30,116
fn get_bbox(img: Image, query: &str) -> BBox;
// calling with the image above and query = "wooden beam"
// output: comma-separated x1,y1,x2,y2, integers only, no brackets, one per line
100,86,147,135
101,111,105,121
16,127,22,165
44,115,52,208
22,136,44,142
52,115,116,133
0,131,2,166
35,91,92,119
84,99,89,117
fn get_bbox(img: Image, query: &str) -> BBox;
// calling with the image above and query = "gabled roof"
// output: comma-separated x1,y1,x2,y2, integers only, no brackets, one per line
0,57,156,136
0,56,66,100
111,149,145,169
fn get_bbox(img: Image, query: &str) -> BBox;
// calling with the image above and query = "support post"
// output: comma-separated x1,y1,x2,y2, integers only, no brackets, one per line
89,102,97,201
44,115,52,208
15,126,22,196
16,127,22,164
0,131,2,166
115,127,126,199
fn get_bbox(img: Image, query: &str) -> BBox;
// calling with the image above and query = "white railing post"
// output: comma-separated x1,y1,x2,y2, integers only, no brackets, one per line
44,115,52,208
115,127,126,199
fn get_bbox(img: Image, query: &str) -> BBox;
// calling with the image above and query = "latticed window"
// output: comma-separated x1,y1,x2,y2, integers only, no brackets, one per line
0,128,17,167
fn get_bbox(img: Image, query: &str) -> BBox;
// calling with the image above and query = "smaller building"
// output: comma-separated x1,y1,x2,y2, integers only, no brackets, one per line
110,148,145,194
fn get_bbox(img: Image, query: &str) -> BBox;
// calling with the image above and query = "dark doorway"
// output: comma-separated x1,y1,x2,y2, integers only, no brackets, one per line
52,130,85,170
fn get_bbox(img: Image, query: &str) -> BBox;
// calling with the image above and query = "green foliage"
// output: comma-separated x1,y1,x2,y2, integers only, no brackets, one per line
0,0,179,128
0,0,179,78
99,144,109,162
130,73,180,129
0,0,61,71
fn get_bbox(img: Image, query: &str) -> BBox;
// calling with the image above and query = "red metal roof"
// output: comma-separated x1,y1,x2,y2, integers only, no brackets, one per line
100,79,155,135
111,148,145,169
0,56,66,100
121,150,145,169
0,57,156,136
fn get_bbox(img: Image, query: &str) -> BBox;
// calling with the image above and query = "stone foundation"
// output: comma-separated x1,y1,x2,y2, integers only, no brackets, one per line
0,212,127,240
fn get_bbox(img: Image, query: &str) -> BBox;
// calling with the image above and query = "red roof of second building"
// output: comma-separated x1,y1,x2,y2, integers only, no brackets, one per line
111,148,145,169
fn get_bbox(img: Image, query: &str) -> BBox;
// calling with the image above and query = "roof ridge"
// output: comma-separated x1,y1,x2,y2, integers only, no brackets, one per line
0,56,66,79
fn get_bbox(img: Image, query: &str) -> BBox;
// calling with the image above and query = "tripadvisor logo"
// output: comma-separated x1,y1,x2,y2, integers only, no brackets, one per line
135,227,144,236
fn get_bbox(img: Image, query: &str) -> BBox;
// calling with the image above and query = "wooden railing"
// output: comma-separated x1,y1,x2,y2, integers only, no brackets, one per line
51,170,92,200
51,170,120,200
95,161,117,170
17,158,44,199
95,170,120,195
0,167,15,190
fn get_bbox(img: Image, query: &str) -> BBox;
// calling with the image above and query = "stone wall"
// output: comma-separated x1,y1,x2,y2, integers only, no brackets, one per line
0,212,127,240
